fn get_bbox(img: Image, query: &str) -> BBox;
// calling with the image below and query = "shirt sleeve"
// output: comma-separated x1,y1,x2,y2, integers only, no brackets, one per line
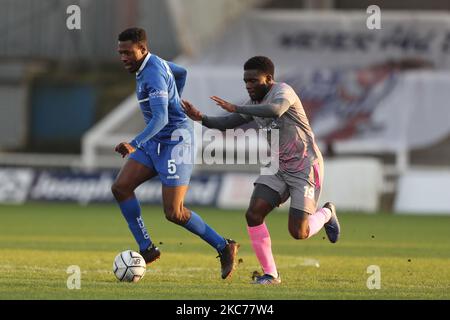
201,113,253,131
234,98,291,118
167,61,187,96
130,75,169,148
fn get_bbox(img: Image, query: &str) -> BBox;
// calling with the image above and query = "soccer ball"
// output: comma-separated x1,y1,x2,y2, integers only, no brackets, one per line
113,250,146,282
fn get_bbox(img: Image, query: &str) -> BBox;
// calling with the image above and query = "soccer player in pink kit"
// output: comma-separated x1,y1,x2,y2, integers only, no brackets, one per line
182,56,340,284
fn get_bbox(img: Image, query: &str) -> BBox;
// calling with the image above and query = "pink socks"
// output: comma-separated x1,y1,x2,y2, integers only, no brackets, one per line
247,208,331,277
247,223,278,277
307,207,331,238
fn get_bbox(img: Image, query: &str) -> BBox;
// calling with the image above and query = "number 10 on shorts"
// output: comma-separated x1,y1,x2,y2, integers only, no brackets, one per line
168,159,177,174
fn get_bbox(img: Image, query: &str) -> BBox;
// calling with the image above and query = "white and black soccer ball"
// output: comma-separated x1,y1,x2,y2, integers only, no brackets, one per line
113,250,146,282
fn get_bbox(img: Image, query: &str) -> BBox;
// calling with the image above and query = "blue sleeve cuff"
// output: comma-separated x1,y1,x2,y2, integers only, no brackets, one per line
129,139,139,149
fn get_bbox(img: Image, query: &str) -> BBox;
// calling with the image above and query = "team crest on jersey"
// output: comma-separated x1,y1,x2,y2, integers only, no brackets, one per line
258,118,279,131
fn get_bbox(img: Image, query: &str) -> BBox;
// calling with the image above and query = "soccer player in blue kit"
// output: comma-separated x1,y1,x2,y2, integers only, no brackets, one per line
112,28,239,279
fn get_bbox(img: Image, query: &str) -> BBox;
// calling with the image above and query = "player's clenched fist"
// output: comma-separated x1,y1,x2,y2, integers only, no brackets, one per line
114,142,136,158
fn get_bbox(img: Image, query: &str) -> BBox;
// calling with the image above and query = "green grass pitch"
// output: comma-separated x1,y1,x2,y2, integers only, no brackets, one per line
0,202,449,299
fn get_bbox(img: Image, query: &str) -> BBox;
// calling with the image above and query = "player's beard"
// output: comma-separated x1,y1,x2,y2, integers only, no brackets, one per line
250,86,270,102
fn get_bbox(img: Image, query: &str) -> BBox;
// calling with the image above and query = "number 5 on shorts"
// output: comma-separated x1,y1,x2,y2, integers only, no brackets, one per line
168,159,177,174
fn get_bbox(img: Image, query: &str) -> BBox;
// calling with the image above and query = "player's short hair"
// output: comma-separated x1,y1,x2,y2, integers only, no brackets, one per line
118,27,147,46
244,56,275,77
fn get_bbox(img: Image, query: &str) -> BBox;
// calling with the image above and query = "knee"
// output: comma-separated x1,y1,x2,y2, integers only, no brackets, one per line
246,209,264,226
164,206,187,225
111,181,130,200
288,227,308,240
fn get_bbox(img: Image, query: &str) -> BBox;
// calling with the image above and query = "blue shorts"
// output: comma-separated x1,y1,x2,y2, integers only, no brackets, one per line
129,139,194,186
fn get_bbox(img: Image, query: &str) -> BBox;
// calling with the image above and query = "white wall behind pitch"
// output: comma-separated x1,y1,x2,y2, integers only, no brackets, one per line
394,169,450,215
320,158,383,213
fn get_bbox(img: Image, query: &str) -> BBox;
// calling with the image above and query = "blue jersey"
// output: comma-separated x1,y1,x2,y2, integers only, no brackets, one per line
130,53,191,148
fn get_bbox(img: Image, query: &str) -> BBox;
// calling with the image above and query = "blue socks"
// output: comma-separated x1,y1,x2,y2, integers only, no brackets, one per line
118,197,152,251
119,199,226,253
183,211,227,252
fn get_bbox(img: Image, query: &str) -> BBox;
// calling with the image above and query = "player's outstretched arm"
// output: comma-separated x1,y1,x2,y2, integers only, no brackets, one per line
202,113,253,131
168,62,187,96
181,99,252,131
211,96,291,118
181,99,203,121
